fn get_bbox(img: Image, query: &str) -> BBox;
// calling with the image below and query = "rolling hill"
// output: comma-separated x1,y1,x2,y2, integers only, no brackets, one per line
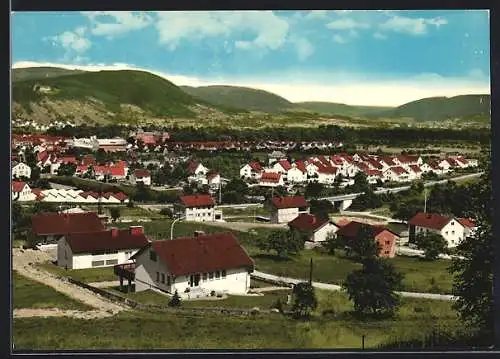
181,85,294,113
12,70,242,124
295,102,394,117
12,67,86,82
369,94,491,121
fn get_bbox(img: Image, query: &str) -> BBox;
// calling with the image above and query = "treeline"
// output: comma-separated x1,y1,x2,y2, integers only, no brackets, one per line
42,124,490,145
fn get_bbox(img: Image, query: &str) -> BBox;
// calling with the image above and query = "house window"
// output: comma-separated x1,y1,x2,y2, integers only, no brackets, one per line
385,240,390,245
452,231,455,235
161,273,165,284
203,272,208,281
105,259,118,265
150,250,157,262
445,231,448,235
156,272,160,282
91,260,105,267
384,251,389,255
222,270,227,278
209,272,214,280
451,222,454,226
167,275,171,286
215,271,220,279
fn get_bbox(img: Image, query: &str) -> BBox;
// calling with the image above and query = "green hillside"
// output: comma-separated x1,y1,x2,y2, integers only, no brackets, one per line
12,70,221,118
295,101,394,117
181,85,294,113
370,94,491,121
12,67,86,82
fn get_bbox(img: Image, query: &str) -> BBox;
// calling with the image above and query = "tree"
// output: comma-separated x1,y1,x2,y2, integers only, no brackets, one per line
33,202,58,213
304,182,324,199
291,282,318,319
449,165,493,342
57,163,77,177
257,230,301,258
323,231,339,255
30,166,40,183
342,258,404,317
413,232,448,260
309,199,335,220
289,228,307,252
352,171,369,193
109,207,121,223
168,290,181,307
133,182,151,202
344,225,380,261
225,178,249,196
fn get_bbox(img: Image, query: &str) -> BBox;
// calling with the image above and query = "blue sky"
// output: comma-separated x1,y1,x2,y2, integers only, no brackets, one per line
11,10,490,106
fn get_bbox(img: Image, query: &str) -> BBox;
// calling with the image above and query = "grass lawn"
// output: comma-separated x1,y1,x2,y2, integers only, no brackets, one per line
370,206,394,217
84,205,164,220
37,262,117,283
13,271,92,311
251,248,454,294
12,290,462,350
222,206,268,217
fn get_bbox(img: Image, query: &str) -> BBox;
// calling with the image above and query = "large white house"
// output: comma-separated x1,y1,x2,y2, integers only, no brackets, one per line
267,195,310,224
130,169,152,186
287,161,307,183
131,232,254,298
12,181,36,202
259,172,284,187
288,213,339,243
57,226,149,269
176,194,216,222
408,212,468,248
240,161,263,180
12,162,32,179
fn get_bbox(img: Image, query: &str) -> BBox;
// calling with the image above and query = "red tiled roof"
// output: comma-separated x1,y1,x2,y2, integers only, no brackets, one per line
187,161,200,174
31,188,45,201
356,162,370,171
445,158,459,167
330,156,344,166
293,160,307,173
82,155,96,166
207,172,219,180
276,160,292,171
270,196,309,209
112,192,128,201
409,165,422,173
391,166,407,175
248,161,263,171
179,194,215,207
109,166,126,177
457,218,476,228
146,232,254,276
76,165,89,173
260,172,281,183
408,212,452,230
335,218,351,227
12,181,27,193
455,157,469,165
134,169,150,178
363,169,382,176
382,157,397,166
288,213,332,232
66,229,149,254
336,221,397,238
397,155,418,164
57,156,78,164
31,212,105,236
317,164,338,174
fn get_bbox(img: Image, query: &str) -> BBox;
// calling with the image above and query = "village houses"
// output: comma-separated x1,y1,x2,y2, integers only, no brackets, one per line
267,195,310,224
12,181,36,202
130,169,152,186
12,162,32,179
175,194,216,222
288,213,339,243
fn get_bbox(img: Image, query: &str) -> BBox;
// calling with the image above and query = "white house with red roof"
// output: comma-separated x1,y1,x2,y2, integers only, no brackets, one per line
259,172,284,187
407,165,423,180
130,169,151,186
176,194,216,222
316,164,338,185
408,212,467,248
12,162,32,179
383,166,408,182
187,160,209,177
267,195,310,224
131,232,254,298
57,226,149,270
12,181,36,202
240,161,264,180
288,213,339,243
207,172,221,188
287,161,307,183
438,159,453,173
457,218,478,238
363,169,383,184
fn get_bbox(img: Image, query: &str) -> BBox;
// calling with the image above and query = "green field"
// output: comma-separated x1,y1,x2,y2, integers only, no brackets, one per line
12,289,461,350
13,271,91,310
37,263,117,283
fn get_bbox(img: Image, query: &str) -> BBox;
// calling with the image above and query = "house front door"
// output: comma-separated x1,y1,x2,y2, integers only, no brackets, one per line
189,274,201,287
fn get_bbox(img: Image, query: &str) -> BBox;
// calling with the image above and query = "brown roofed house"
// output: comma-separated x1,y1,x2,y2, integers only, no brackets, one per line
288,213,340,243
267,196,310,224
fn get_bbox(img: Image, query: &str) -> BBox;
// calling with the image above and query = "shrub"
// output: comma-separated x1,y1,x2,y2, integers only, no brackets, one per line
168,290,181,307
210,290,216,297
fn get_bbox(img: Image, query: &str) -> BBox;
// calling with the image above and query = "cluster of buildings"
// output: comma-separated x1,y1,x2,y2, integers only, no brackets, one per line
165,140,343,152
240,152,478,187
11,181,130,203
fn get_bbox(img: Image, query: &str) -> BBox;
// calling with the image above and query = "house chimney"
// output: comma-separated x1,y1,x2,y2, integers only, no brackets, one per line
111,227,119,237
130,226,144,236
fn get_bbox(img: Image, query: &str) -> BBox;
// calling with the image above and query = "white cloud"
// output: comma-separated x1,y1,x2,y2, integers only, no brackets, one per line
82,11,153,37
373,32,388,40
326,18,370,30
289,36,314,61
154,11,289,52
48,28,92,54
379,15,448,35
305,10,328,19
333,34,347,44
12,61,490,107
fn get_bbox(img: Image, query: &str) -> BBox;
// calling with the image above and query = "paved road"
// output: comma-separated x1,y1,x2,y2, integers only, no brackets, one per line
252,271,456,301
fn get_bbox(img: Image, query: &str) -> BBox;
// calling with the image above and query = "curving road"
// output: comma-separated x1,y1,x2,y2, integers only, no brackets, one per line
252,270,456,301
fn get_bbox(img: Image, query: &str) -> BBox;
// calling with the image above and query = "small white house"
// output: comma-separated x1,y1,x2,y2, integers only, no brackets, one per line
408,212,467,248
288,213,340,243
176,194,216,222
57,226,149,270
287,164,307,183
130,169,152,186
12,162,32,179
12,181,36,202
131,232,255,298
187,161,209,177
240,162,263,180
259,172,284,187
267,196,310,224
